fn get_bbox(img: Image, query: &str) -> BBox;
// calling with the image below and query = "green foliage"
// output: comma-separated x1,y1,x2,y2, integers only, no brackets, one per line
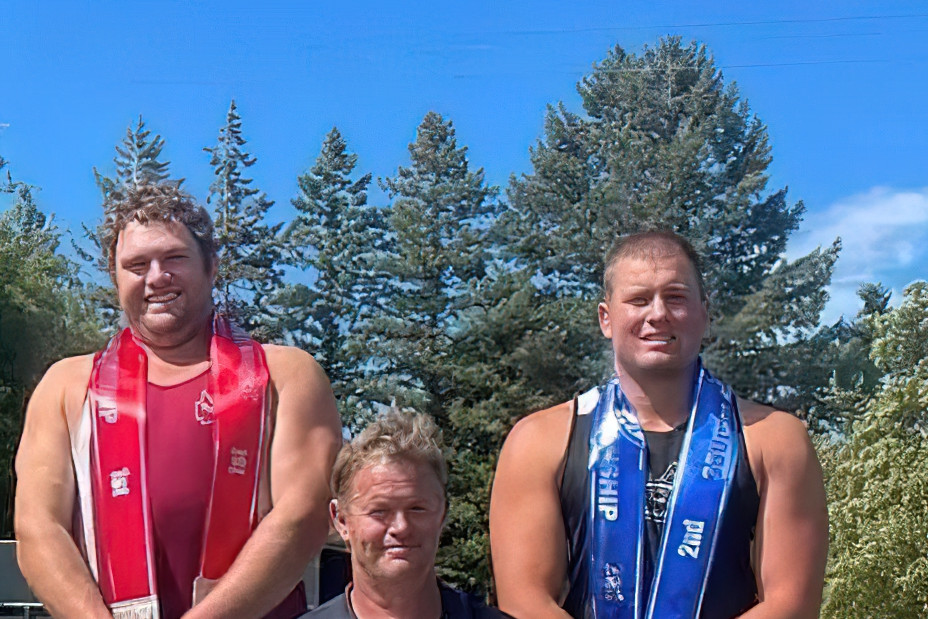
370,111,499,416
502,37,839,411
0,167,104,535
283,127,388,427
820,283,928,617
94,115,172,208
806,283,889,433
205,100,285,338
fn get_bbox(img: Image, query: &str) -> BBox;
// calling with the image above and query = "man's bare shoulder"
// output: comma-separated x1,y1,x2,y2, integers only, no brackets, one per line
738,397,809,437
44,354,95,384
508,401,573,444
35,354,95,416
737,398,817,491
261,344,327,383
501,401,574,475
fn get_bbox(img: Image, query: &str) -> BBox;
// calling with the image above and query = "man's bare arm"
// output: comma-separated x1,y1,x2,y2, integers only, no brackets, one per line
740,408,828,618
15,356,112,619
184,345,341,619
490,404,573,619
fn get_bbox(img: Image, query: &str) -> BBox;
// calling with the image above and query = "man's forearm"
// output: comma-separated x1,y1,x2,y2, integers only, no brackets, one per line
182,506,327,619
498,598,572,619
17,525,111,619
739,600,821,619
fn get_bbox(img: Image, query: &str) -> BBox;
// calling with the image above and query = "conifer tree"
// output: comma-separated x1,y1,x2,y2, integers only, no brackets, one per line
283,127,388,425
502,37,839,410
205,100,284,337
373,111,498,417
93,115,171,207
370,112,506,587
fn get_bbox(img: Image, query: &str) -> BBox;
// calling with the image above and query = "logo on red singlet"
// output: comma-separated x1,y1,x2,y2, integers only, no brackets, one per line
228,448,248,475
195,390,215,425
110,467,130,497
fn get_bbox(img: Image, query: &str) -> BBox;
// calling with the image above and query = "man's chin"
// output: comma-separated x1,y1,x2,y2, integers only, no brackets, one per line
133,318,196,345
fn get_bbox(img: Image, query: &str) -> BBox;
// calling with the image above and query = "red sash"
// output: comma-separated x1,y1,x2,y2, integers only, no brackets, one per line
87,315,269,616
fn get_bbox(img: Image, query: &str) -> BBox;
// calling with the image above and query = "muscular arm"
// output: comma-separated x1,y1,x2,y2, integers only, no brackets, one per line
14,356,112,619
740,407,828,618
489,404,573,619
184,345,342,619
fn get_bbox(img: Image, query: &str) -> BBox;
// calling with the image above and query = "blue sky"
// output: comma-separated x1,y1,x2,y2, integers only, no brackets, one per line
2,1,926,324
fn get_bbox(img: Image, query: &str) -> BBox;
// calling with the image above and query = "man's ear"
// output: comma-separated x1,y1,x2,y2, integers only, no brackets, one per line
598,300,613,339
331,499,350,546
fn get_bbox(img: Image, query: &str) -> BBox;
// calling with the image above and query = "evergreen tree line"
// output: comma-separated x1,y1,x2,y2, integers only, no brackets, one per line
1,38,924,612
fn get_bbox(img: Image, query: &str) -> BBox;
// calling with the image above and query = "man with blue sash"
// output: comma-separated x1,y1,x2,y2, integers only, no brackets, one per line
490,231,828,618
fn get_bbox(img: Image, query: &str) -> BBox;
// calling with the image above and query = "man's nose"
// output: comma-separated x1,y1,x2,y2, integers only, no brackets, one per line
647,296,669,322
387,511,410,535
146,261,172,286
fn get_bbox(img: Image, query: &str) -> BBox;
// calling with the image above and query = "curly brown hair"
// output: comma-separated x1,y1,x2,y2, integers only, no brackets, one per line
101,181,217,282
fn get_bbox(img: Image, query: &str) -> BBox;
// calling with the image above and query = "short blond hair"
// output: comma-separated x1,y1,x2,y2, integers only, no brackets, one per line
603,229,707,301
331,410,448,504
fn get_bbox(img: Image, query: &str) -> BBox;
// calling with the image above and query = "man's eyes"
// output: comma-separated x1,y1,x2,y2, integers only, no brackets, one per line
366,506,433,517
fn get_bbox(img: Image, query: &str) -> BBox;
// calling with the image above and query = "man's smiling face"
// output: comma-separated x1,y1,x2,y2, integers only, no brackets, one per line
115,219,216,349
332,458,446,586
598,244,708,379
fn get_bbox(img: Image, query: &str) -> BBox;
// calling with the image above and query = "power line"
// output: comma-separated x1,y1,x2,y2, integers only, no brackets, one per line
503,13,928,36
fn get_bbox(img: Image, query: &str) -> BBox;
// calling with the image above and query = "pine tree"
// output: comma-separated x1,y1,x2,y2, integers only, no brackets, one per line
94,115,171,206
283,127,389,426
369,112,506,588
373,111,499,418
205,100,284,337
502,37,839,411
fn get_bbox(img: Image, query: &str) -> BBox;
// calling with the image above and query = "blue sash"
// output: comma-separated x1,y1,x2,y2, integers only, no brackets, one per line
588,362,741,619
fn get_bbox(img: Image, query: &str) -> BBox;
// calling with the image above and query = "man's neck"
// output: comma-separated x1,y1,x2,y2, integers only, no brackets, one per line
349,570,442,619
140,322,213,386
616,362,699,431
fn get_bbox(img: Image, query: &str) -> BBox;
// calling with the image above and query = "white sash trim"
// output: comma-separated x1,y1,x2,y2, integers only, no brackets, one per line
71,398,98,581
577,386,601,417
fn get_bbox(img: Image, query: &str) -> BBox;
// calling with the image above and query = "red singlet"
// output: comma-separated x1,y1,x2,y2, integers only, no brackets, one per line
145,373,307,619
147,372,213,619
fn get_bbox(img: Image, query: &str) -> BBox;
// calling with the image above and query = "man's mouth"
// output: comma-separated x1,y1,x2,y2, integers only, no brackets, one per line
146,292,179,308
642,334,675,343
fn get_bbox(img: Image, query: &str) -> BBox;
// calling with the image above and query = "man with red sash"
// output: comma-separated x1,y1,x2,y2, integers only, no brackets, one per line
15,181,342,618
489,231,828,618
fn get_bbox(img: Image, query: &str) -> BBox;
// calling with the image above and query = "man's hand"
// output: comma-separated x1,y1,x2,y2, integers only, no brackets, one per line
183,345,341,619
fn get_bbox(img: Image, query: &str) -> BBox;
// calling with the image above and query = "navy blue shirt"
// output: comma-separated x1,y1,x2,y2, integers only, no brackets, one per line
303,582,510,619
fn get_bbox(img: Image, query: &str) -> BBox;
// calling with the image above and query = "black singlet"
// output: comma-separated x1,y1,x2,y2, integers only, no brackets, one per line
558,393,760,619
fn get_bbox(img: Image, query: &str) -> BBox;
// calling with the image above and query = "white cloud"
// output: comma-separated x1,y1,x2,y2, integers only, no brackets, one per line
786,186,928,324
